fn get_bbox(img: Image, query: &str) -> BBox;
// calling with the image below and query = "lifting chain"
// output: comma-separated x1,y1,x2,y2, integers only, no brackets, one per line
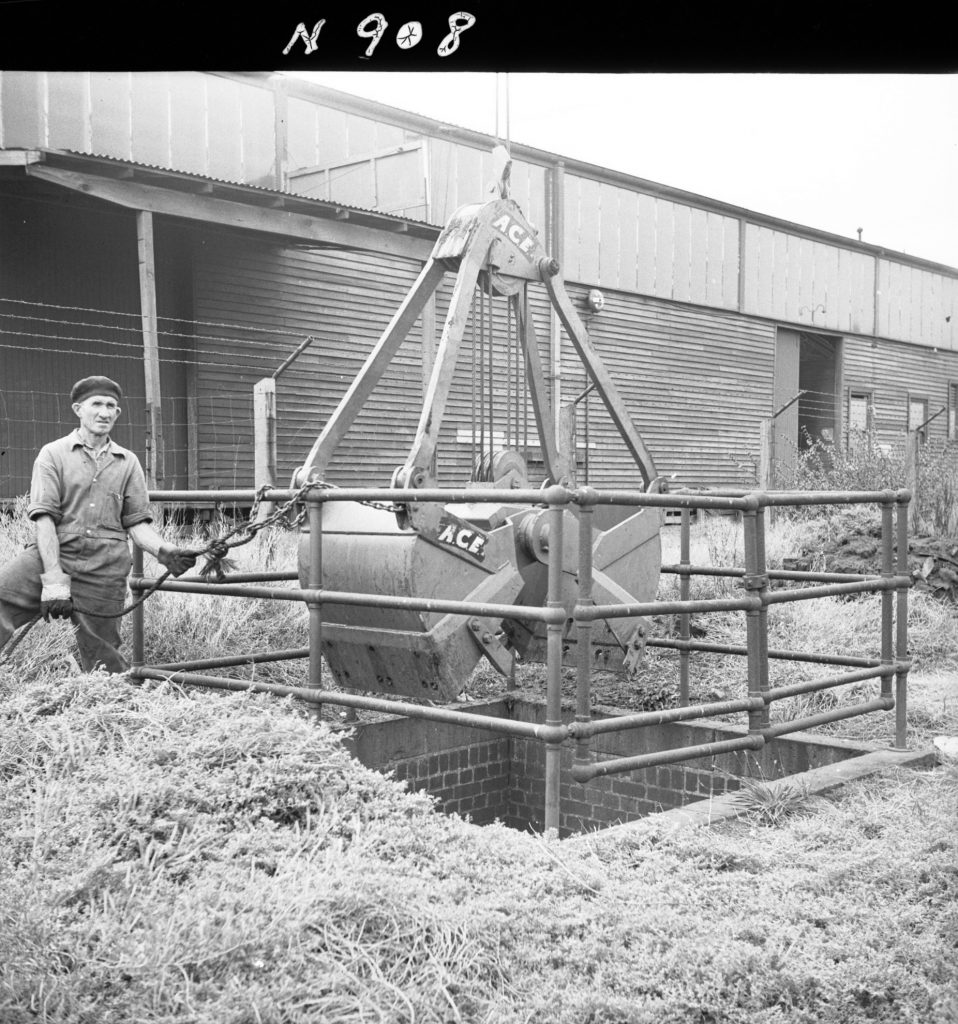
1,482,323,667
1,478,412,665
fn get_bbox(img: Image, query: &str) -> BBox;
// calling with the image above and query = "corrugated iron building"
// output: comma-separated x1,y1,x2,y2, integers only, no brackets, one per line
2,70,956,503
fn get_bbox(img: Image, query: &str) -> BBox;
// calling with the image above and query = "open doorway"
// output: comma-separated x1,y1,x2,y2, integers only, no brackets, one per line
773,329,841,481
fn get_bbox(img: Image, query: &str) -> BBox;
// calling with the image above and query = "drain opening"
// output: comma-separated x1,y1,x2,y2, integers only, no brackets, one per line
347,697,875,838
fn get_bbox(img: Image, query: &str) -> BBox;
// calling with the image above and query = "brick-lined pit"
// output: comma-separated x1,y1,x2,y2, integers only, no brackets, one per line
342,694,881,838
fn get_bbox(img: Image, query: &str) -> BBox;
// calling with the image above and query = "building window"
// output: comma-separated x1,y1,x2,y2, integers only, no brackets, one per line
949,382,958,441
908,396,929,442
848,390,873,434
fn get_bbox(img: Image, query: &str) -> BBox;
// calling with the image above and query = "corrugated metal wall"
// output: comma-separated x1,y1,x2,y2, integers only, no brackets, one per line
188,229,556,490
558,285,776,489
427,140,548,235
287,98,406,174
563,175,740,310
876,261,958,350
843,334,957,445
4,70,958,499
190,230,425,489
0,192,192,500
0,71,276,187
743,224,876,335
4,69,956,355
189,225,776,493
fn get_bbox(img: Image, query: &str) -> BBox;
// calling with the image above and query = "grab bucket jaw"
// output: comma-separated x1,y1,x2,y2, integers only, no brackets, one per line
298,499,661,700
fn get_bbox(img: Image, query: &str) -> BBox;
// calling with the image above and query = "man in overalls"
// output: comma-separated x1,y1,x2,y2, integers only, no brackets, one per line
0,375,196,673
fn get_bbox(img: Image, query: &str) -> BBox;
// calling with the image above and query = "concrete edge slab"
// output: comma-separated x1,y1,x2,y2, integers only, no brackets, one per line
564,744,939,848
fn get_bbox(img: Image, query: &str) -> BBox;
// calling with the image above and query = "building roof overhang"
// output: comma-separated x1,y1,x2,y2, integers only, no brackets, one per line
3,148,439,262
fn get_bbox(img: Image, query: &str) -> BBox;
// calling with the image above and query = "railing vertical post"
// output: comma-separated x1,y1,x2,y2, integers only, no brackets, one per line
743,499,770,732
574,494,595,776
544,499,565,834
754,502,771,728
894,492,911,749
131,545,144,668
880,497,895,700
678,507,691,706
253,378,277,521
306,496,324,721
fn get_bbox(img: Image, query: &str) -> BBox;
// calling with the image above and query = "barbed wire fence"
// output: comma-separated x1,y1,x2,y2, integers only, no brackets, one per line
1,292,463,508
0,295,336,504
5,295,953,513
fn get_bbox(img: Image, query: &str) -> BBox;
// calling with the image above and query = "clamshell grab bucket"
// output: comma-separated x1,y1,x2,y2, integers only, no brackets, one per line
298,499,662,699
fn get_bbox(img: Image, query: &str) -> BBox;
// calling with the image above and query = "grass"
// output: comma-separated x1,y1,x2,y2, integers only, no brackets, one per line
2,497,958,1021
1,498,314,692
1,673,957,1023
648,512,958,747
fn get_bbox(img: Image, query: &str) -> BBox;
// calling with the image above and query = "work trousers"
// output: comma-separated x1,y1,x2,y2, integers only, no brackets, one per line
0,540,131,673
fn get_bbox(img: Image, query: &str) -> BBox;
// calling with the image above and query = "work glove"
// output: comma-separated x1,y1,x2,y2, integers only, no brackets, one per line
39,569,74,621
157,544,197,578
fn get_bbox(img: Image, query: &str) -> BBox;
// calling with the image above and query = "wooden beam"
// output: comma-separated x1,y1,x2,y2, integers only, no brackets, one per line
273,77,289,192
26,165,435,261
136,210,164,488
0,149,43,166
421,290,437,398
288,142,421,181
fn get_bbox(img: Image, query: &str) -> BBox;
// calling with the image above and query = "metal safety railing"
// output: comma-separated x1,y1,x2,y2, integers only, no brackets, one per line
129,485,913,833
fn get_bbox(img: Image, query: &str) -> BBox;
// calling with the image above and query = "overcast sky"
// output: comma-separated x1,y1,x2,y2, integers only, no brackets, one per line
290,72,958,269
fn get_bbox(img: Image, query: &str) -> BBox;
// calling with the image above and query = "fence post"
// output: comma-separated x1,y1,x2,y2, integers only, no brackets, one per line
758,417,773,490
678,508,691,706
743,498,771,733
880,497,895,706
544,499,565,835
136,210,165,489
894,492,911,749
253,378,277,520
574,496,595,775
131,546,144,668
903,430,920,533
306,496,323,722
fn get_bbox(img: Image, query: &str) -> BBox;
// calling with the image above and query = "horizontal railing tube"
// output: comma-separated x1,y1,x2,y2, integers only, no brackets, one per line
754,489,902,507
572,735,765,783
762,577,910,604
177,571,300,584
149,486,573,507
132,579,564,624
567,697,765,739
150,648,310,672
577,490,752,511
761,697,895,739
313,485,575,506
580,595,759,621
129,668,570,742
150,489,297,503
646,637,882,669
147,486,911,511
763,664,897,702
688,488,908,507
661,564,874,584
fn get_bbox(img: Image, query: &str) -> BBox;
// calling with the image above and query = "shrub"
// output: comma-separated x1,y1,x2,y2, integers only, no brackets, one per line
777,430,958,537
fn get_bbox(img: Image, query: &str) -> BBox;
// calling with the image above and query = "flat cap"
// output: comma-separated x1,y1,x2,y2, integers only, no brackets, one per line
70,376,123,405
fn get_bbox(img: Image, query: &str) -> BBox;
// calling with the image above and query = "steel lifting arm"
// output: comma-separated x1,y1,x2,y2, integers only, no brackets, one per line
512,289,564,485
541,265,656,488
297,257,447,485
399,219,496,489
297,191,656,497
